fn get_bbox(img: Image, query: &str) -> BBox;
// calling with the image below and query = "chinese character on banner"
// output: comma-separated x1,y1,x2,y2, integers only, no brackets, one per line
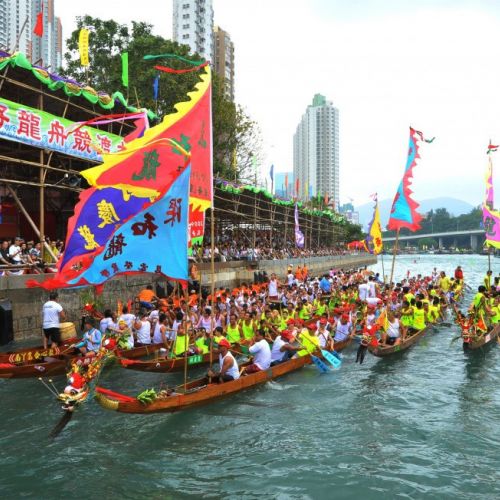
171,134,191,155
77,225,99,250
17,110,41,140
103,233,127,260
0,104,10,128
97,134,112,154
72,129,92,153
48,120,67,145
164,198,182,226
125,261,133,270
131,212,158,239
111,263,119,273
97,199,120,228
132,149,160,181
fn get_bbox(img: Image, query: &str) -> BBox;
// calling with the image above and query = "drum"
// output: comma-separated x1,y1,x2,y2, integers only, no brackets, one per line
60,322,77,340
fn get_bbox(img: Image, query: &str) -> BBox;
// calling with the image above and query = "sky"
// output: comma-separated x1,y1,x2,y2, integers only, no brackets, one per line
56,0,500,207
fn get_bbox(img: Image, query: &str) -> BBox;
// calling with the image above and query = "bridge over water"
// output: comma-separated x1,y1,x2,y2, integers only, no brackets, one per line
384,229,484,250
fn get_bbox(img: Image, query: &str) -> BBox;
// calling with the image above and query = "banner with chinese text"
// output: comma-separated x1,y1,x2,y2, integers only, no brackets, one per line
0,97,124,162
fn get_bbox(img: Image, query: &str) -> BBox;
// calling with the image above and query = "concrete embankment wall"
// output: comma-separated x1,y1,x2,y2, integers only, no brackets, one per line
0,254,376,342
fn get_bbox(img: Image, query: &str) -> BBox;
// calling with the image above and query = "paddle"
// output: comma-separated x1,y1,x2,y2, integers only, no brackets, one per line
49,410,73,439
320,349,341,369
311,355,330,373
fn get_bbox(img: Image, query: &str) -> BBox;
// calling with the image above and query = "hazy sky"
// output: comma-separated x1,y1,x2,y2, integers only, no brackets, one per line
57,0,500,206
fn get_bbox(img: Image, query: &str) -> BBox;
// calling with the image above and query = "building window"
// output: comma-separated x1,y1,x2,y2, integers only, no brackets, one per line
183,14,190,19
183,34,190,39
183,3,190,8
183,24,190,29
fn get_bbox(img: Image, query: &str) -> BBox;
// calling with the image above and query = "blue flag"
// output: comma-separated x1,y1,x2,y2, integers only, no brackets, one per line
60,188,148,270
153,74,160,101
68,166,191,286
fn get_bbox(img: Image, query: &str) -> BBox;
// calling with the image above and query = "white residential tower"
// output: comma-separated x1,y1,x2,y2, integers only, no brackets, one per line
293,94,339,207
173,0,214,61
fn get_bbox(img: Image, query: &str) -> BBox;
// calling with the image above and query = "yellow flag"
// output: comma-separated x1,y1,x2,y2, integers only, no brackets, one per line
376,308,389,331
79,28,90,67
368,200,383,255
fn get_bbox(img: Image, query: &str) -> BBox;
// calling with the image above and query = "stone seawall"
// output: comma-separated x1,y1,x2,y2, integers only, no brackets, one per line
0,254,376,342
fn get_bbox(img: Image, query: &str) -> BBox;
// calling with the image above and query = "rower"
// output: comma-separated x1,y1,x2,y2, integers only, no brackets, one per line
316,318,333,350
270,330,301,365
333,314,353,344
134,312,152,345
381,311,405,346
412,301,426,331
470,286,487,314
207,338,240,382
75,318,102,356
242,328,271,374
152,313,168,346
225,313,242,344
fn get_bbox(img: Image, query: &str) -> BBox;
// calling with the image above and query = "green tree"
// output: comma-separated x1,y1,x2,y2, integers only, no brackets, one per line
62,17,260,180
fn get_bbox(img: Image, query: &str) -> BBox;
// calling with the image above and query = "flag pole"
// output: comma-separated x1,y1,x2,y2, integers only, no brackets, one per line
381,252,386,284
389,229,400,286
208,205,216,382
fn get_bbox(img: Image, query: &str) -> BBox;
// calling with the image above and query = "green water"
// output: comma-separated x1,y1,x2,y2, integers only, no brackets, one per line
1,255,499,499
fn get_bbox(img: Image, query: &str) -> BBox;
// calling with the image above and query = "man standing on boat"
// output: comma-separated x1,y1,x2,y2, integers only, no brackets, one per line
42,291,65,349
454,266,464,281
208,338,240,382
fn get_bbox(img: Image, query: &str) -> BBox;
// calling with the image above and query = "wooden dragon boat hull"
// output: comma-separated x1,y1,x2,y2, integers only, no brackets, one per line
0,338,79,364
0,344,161,379
118,343,248,373
95,355,313,414
367,324,435,357
115,343,163,360
0,355,72,379
118,351,215,373
463,323,500,351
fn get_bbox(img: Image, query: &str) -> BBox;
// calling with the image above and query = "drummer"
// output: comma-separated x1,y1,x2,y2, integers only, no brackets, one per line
75,318,102,356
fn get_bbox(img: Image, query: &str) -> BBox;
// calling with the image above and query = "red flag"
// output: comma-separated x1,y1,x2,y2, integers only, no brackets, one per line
82,66,212,211
33,2,44,37
295,178,300,197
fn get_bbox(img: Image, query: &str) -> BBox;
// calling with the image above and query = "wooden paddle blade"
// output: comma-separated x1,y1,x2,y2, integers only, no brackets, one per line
49,411,73,439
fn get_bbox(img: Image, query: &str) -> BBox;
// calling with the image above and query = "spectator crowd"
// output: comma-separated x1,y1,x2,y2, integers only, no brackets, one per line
0,237,64,275
0,228,353,276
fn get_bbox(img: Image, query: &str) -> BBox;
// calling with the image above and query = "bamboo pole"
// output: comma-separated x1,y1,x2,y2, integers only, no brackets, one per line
183,326,189,392
381,252,386,284
389,229,400,286
209,206,216,382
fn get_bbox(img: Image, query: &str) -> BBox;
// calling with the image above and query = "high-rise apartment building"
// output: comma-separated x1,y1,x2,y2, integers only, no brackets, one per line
173,0,214,61
0,0,62,70
293,94,339,206
213,25,235,101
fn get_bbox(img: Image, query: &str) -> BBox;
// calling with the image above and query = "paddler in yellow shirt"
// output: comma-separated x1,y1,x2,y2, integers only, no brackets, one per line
484,270,493,291
438,271,451,293
412,301,427,331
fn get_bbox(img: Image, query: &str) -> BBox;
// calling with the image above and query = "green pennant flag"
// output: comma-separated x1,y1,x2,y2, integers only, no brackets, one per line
121,52,129,88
